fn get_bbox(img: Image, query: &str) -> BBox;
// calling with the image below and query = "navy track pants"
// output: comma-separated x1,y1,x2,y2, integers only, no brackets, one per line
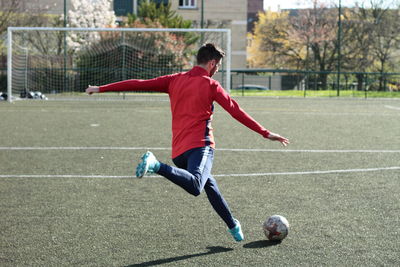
157,146,236,229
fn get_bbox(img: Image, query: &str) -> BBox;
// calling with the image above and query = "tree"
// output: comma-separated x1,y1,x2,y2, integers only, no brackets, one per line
0,0,19,34
288,3,340,89
247,10,291,68
343,0,400,90
366,4,400,90
248,0,400,90
248,1,340,89
342,6,376,90
124,1,199,70
127,1,193,29
126,1,198,47
75,19,192,91
0,0,62,92
67,0,116,52
74,1,201,91
0,0,61,54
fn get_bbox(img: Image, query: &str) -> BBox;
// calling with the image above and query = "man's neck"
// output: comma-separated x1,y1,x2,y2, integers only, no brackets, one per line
197,64,210,75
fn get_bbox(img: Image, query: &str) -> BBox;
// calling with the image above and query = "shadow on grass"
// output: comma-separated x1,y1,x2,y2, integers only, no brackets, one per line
125,246,233,267
243,239,282,249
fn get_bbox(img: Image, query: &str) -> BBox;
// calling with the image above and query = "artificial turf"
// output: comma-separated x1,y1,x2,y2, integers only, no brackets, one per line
1,96,399,266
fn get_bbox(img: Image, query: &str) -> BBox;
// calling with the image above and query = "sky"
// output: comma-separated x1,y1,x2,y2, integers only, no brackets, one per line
263,0,396,11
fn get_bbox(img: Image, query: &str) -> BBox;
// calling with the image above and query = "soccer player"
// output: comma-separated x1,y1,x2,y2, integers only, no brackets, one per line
86,43,289,242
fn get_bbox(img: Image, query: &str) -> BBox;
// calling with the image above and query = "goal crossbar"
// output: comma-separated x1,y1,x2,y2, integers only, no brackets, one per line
8,26,231,33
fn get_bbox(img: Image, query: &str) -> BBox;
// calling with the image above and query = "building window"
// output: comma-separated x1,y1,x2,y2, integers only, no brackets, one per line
114,0,133,16
179,0,196,8
153,0,169,6
114,0,169,16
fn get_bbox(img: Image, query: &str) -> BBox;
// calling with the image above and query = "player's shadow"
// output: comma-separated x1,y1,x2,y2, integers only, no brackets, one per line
125,246,233,267
243,239,282,249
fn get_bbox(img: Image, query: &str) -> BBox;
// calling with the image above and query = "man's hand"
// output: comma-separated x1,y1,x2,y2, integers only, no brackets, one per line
267,132,290,146
86,85,100,95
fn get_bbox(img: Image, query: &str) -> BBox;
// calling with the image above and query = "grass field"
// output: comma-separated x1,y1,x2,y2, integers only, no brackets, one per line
1,96,399,266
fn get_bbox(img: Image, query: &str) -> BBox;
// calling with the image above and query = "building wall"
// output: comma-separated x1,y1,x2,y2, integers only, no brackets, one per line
171,0,247,68
247,0,263,32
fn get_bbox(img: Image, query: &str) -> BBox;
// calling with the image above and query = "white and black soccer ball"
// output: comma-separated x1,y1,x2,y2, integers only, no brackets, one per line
0,92,7,101
26,91,48,100
263,215,289,241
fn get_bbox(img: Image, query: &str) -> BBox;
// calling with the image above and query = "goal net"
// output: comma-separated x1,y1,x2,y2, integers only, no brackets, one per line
7,27,231,101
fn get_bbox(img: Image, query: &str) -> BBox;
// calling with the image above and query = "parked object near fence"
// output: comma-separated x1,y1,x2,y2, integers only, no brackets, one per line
232,84,269,91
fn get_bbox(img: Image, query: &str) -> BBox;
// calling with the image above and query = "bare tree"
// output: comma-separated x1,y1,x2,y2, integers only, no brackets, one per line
288,1,341,89
0,0,59,35
356,0,400,90
0,0,20,34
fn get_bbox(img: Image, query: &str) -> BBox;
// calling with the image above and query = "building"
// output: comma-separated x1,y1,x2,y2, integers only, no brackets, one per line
247,0,263,33
20,0,250,68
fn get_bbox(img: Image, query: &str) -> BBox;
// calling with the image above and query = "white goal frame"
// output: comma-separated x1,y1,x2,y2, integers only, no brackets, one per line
7,26,231,102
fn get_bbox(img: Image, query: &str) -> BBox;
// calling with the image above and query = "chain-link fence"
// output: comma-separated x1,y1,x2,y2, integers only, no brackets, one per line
2,62,400,99
231,69,400,98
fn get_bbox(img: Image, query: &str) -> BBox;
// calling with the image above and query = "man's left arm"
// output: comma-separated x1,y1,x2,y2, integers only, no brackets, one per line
86,73,178,94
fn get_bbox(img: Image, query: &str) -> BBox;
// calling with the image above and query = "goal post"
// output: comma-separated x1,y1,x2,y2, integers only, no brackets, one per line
7,27,231,102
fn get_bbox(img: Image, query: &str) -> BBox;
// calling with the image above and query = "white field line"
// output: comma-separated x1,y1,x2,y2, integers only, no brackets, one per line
0,167,399,179
213,166,400,177
1,147,400,153
384,105,400,111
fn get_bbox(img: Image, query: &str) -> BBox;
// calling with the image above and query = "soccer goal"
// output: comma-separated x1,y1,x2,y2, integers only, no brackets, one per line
7,27,231,102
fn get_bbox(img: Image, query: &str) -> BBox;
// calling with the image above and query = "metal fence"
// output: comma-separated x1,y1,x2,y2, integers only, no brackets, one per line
1,66,400,99
231,69,400,97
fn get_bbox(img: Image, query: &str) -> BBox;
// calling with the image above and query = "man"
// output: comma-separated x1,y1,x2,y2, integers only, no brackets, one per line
86,43,289,242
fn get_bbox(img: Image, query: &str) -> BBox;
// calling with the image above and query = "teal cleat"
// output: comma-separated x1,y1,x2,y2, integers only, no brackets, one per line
135,151,160,178
228,219,244,242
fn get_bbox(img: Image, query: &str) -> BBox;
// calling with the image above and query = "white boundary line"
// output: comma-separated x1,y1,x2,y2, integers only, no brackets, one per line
213,166,400,177
385,105,400,111
218,148,400,153
1,147,400,153
0,167,399,179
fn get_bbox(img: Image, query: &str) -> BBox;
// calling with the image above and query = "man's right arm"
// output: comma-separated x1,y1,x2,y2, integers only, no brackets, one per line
214,83,289,146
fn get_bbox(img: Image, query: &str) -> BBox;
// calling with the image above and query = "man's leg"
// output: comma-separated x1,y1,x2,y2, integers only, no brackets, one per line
204,176,244,241
157,146,213,196
138,148,243,241
204,176,236,229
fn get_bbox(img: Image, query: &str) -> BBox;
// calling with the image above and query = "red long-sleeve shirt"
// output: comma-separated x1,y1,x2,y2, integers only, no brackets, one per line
100,66,270,158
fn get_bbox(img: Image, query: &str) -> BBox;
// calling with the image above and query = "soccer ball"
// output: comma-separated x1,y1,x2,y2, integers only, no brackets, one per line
263,215,289,241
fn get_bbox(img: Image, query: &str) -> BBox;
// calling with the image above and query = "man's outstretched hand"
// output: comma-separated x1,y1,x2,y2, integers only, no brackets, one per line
86,85,100,95
267,132,290,146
